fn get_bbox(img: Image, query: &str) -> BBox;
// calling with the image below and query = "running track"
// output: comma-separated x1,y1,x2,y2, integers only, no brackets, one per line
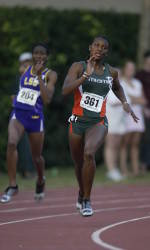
0,184,150,250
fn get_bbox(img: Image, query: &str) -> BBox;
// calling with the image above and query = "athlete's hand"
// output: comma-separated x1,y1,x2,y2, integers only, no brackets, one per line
85,56,96,76
34,61,44,76
123,102,139,123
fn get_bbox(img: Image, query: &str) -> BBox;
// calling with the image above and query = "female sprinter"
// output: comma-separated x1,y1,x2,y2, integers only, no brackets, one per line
62,36,138,216
1,43,57,203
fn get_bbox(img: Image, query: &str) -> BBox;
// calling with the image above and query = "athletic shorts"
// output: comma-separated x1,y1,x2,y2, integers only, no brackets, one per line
10,108,44,133
69,115,108,136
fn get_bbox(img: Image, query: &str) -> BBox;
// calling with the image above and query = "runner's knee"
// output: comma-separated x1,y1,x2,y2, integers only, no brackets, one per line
84,148,95,163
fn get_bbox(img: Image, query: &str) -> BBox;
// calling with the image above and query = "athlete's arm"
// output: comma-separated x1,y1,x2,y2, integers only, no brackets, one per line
39,70,57,105
34,61,57,105
110,66,139,123
62,62,87,95
62,57,96,96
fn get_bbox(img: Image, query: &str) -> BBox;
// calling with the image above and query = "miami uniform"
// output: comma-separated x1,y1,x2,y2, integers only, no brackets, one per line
11,66,50,133
69,61,113,135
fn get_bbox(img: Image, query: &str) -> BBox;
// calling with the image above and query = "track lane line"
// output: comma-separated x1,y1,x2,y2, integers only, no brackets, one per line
91,215,150,250
1,191,150,206
0,197,150,213
0,204,150,226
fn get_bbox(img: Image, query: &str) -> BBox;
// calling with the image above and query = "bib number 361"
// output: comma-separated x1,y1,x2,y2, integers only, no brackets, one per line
80,92,104,113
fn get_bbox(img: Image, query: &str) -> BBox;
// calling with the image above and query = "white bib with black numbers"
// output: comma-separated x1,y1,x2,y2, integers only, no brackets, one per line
80,92,104,113
17,88,39,106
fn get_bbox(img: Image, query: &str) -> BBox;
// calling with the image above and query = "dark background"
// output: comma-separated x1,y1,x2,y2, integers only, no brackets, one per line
0,7,139,170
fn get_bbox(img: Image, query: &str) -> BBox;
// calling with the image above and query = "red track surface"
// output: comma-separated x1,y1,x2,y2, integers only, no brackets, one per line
0,184,150,250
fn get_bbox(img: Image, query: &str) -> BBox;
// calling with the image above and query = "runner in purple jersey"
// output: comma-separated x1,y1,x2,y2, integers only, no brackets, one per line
1,43,57,203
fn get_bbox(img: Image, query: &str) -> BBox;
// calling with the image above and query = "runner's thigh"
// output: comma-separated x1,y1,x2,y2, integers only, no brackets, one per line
8,119,25,145
85,123,108,152
69,132,84,164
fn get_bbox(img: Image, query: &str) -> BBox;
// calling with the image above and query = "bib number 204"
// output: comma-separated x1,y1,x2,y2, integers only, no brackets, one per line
21,90,34,101
17,88,39,106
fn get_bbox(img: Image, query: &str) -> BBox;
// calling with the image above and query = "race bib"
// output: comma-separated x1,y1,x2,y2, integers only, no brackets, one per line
17,88,39,106
80,92,104,113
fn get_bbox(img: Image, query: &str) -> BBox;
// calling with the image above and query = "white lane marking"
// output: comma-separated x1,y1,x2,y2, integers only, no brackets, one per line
0,193,120,206
0,204,75,213
1,191,150,206
0,212,78,226
0,204,150,226
94,204,150,213
0,197,150,213
91,215,150,250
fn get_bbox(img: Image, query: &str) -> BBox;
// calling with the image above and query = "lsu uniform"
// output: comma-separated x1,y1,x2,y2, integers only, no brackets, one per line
69,61,113,135
11,66,50,133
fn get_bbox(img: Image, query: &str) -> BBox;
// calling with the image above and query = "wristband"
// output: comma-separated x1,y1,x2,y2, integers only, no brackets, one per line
82,71,90,79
